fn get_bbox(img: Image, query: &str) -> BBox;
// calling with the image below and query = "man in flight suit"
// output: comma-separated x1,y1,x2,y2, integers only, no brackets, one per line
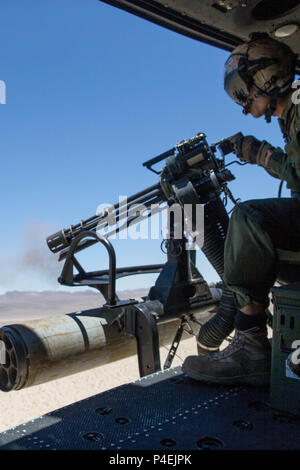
182,33,300,385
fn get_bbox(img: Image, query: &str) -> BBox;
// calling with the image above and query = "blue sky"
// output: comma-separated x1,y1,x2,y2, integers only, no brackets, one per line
0,0,292,294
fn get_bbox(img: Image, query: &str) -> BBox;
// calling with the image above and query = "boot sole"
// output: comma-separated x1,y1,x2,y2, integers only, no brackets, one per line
182,363,270,386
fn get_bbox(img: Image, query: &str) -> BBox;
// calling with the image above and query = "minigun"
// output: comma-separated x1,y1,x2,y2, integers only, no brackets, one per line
0,131,241,392
47,131,239,285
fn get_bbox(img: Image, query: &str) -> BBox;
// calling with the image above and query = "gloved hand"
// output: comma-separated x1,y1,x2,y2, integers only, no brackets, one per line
231,135,274,167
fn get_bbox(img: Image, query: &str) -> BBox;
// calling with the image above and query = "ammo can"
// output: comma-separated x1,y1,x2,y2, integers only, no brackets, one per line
271,282,300,417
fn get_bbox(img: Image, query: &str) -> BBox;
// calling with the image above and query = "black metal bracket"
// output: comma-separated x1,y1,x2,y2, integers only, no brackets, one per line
149,218,212,313
124,300,163,377
59,231,117,306
58,231,165,306
163,316,188,370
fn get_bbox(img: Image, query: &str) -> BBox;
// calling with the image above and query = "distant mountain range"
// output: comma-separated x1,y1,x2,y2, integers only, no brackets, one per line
0,288,149,325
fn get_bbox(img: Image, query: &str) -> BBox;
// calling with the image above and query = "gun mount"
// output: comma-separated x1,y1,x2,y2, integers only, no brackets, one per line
0,132,240,392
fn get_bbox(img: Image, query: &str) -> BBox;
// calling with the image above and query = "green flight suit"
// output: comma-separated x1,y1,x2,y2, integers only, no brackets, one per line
223,92,300,308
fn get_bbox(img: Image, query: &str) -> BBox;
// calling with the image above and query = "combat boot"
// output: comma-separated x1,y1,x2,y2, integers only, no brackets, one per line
182,329,271,386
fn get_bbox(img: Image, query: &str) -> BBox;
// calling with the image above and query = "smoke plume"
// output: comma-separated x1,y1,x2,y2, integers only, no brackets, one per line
0,220,60,289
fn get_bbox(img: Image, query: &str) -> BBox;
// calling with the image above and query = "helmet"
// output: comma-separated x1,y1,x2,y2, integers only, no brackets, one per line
224,33,297,121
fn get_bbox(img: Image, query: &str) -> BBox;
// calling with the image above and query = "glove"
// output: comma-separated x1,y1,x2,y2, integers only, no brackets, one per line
232,135,274,167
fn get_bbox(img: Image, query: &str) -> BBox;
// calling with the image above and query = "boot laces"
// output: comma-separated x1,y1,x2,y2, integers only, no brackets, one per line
208,330,244,360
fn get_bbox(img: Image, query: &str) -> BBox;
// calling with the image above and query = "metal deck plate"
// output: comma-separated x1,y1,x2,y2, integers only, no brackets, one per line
1,366,300,450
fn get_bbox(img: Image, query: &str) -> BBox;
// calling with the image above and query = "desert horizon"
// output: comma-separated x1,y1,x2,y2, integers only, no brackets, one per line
0,288,149,324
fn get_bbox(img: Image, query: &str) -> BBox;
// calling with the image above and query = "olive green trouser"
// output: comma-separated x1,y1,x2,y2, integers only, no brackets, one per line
223,197,300,309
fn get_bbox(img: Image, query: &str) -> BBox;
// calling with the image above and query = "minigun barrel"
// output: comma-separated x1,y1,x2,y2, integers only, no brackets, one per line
47,183,163,255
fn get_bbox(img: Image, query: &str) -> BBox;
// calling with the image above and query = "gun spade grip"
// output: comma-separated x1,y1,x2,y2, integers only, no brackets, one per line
227,132,244,154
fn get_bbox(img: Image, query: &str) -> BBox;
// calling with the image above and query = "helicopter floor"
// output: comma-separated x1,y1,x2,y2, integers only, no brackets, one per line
0,366,299,450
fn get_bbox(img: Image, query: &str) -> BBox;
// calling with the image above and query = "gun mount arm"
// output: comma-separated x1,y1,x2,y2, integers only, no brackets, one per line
59,231,117,306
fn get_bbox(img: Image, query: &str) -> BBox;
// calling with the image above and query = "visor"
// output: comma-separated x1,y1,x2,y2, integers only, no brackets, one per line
224,53,251,106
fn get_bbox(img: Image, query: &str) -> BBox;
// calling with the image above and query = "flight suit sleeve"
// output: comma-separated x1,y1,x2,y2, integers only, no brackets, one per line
266,105,300,191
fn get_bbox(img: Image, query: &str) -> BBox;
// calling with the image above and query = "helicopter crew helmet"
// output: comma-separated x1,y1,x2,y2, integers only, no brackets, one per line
224,32,298,122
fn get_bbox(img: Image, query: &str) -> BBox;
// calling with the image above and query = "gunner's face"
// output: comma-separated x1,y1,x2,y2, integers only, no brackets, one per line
242,88,271,118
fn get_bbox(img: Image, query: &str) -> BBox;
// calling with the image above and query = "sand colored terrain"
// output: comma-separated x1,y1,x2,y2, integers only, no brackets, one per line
0,289,206,432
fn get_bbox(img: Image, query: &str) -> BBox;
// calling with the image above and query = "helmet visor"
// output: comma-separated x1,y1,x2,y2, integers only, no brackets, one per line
224,54,250,106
